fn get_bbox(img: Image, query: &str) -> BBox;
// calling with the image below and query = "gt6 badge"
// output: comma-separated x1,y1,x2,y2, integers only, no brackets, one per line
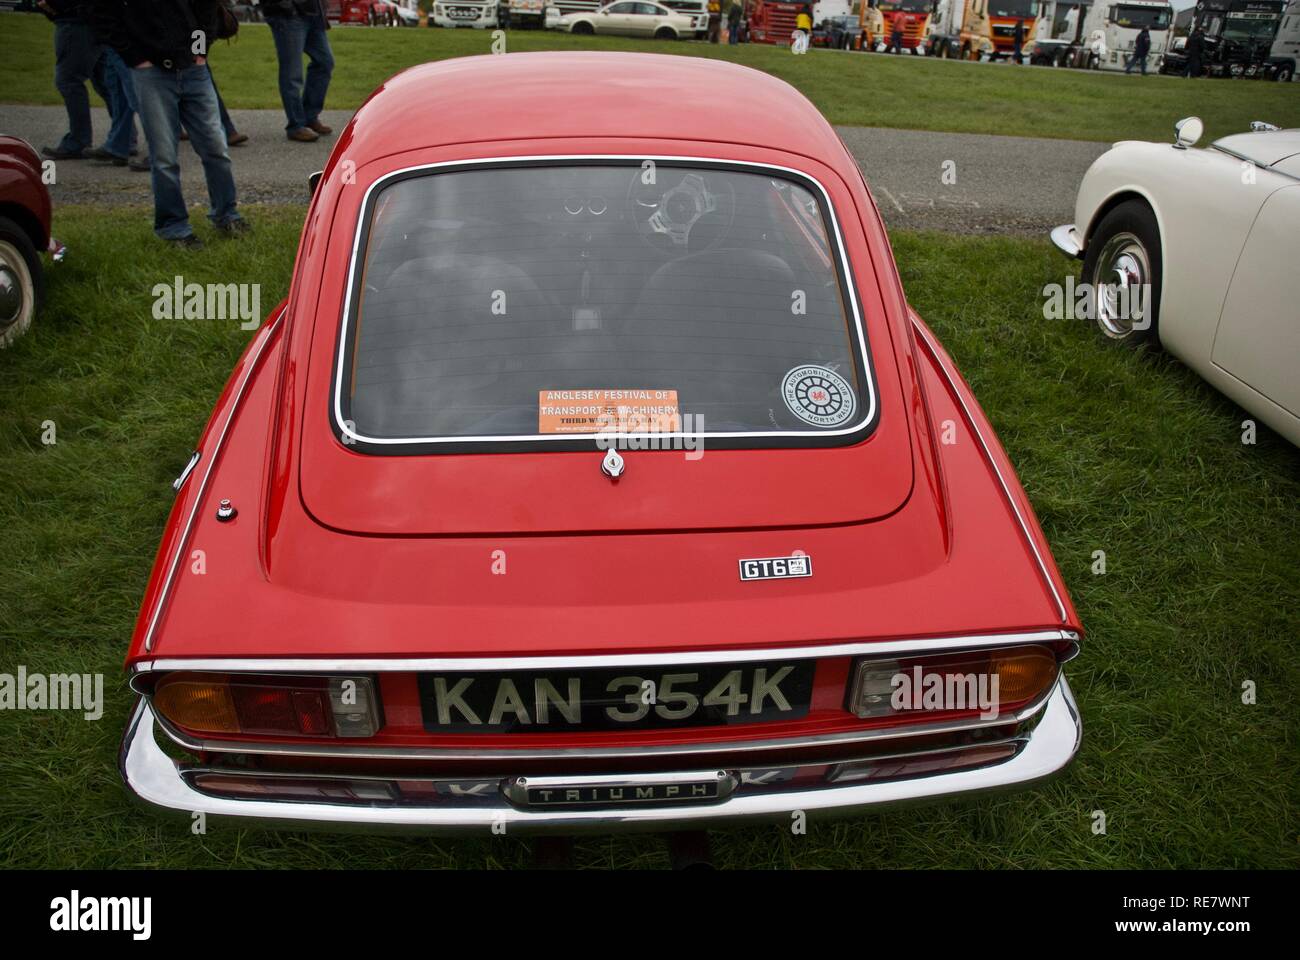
739,555,813,581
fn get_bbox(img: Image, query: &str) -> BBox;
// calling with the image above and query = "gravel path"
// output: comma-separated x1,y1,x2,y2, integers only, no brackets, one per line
0,103,1108,235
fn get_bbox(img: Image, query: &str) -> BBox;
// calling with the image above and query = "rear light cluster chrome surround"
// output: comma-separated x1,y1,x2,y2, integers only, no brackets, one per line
130,630,1077,760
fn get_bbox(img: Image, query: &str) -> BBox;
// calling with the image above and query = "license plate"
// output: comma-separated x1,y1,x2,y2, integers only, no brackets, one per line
418,661,814,733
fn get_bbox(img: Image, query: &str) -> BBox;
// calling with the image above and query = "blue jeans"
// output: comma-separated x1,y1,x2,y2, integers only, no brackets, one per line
267,14,334,132
132,64,241,240
728,22,739,43
53,19,108,153
1126,54,1148,75
101,49,139,160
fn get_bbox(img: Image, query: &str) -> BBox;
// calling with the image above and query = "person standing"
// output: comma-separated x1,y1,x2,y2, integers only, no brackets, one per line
1184,26,1204,78
727,0,741,44
37,0,110,160
1012,18,1025,64
261,0,335,142
793,3,812,53
1125,25,1150,74
93,0,247,247
887,15,904,53
87,46,140,166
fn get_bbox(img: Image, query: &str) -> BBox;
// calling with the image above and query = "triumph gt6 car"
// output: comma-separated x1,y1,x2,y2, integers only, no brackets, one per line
121,52,1082,832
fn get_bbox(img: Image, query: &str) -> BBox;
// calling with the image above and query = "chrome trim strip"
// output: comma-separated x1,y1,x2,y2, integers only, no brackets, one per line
143,309,286,652
171,451,201,492
332,154,878,447
118,676,1080,833
502,770,736,807
1049,224,1082,259
910,319,1071,624
130,628,1075,686
142,674,1058,761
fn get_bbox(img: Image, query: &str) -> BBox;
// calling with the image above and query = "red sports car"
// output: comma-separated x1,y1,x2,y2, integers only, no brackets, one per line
120,52,1081,832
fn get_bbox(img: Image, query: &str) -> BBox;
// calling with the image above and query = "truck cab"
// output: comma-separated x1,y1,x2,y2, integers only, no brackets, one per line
1080,1,1174,71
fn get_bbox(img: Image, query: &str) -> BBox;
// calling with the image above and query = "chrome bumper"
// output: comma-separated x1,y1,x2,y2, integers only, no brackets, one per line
120,677,1080,834
1050,224,1083,259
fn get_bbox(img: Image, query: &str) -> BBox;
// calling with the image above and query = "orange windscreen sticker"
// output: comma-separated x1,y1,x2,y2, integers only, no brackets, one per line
538,389,681,435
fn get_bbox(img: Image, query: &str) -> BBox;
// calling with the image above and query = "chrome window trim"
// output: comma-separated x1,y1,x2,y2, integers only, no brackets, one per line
143,308,287,652
910,318,1071,624
331,154,879,447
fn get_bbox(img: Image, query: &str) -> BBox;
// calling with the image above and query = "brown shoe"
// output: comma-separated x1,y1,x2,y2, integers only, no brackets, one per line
287,127,319,143
227,132,249,146
307,120,332,136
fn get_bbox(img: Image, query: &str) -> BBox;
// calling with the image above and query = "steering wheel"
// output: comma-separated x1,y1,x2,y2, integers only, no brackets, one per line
627,167,734,256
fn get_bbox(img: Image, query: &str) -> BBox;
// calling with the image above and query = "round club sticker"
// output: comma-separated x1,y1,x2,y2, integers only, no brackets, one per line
781,365,856,428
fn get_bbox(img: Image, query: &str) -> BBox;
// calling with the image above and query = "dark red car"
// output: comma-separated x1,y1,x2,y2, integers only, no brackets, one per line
0,135,62,348
121,52,1081,832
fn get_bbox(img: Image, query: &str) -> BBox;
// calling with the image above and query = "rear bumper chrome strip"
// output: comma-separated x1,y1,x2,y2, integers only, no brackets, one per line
120,676,1080,834
129,628,1079,686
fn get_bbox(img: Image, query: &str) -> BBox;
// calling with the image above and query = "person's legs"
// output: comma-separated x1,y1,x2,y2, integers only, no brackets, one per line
267,15,310,131
209,71,237,139
52,20,98,153
132,66,193,240
99,50,138,159
301,15,335,127
1139,54,1147,76
178,65,241,229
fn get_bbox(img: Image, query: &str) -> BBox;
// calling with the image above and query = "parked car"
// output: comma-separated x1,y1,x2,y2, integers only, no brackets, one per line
119,52,1082,832
812,13,857,48
546,0,700,37
1052,118,1300,445
231,1,261,22
0,135,63,348
659,0,709,37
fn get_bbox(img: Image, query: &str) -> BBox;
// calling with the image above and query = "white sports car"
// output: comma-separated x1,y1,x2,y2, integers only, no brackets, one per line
1053,118,1300,446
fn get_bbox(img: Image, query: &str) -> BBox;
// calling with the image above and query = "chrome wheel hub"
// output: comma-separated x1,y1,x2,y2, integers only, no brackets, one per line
1092,232,1150,338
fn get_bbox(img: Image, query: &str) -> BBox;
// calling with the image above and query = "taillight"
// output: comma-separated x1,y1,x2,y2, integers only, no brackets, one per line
152,673,381,739
846,645,1058,721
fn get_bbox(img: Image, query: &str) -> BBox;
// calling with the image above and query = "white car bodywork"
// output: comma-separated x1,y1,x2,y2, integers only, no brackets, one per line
1053,122,1300,445
547,0,699,37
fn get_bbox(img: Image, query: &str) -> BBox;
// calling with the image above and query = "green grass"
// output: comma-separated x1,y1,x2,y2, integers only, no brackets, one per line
0,205,1296,868
3,15,1299,142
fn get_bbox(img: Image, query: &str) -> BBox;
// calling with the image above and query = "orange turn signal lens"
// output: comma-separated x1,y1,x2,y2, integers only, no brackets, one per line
988,645,1060,704
153,673,239,735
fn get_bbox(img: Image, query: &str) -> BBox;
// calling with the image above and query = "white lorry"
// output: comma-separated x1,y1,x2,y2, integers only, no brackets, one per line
1075,0,1174,71
430,0,501,28
1267,0,1300,79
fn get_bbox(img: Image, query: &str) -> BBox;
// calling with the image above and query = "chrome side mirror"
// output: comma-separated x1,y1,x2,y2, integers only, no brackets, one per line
1173,116,1203,150
1250,121,1279,132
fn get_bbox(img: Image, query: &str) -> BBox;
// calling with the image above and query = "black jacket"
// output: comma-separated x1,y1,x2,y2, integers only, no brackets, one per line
1134,28,1150,56
258,0,323,17
93,0,222,68
41,0,93,22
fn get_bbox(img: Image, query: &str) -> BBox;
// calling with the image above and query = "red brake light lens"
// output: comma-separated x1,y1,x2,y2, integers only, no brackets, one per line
152,673,380,739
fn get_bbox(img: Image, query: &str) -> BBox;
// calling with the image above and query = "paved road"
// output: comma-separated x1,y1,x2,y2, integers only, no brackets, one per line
0,103,1108,235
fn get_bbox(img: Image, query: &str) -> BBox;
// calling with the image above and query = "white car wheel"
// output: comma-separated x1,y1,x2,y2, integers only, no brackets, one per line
0,218,42,349
1082,200,1162,346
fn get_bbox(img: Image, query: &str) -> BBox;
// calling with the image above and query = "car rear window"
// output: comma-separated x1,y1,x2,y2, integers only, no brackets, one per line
335,160,876,449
